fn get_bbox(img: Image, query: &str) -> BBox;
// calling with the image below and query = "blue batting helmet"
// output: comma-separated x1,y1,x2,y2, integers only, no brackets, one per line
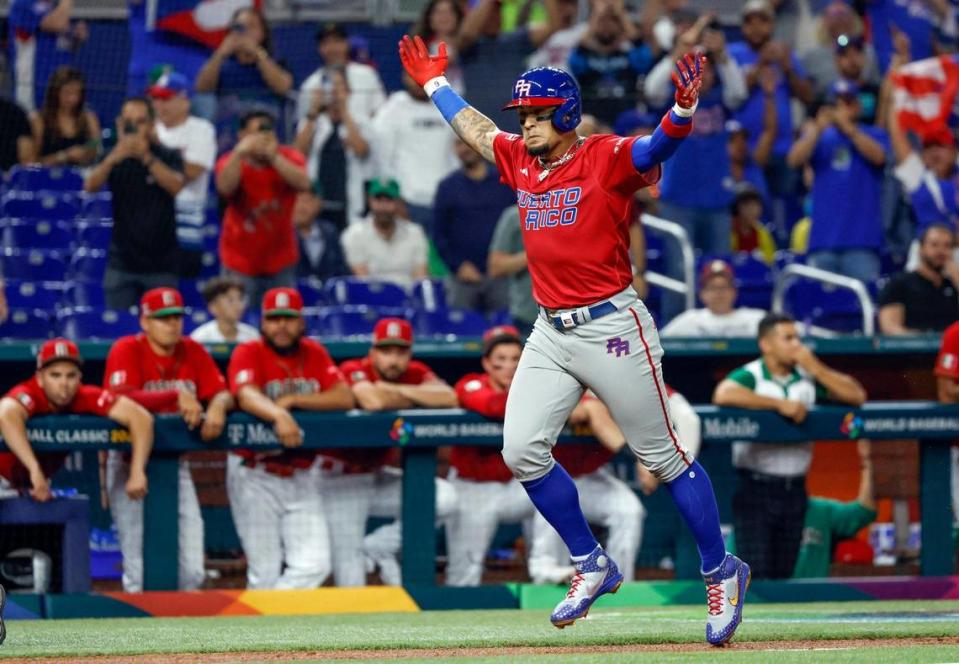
501,67,581,133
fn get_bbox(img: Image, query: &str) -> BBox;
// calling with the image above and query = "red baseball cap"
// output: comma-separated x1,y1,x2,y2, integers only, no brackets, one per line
373,317,413,347
482,325,522,355
922,127,957,149
37,338,82,369
262,288,304,317
140,287,185,318
698,259,735,288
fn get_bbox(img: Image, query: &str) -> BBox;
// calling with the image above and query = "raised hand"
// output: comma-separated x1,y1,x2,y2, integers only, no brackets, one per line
672,53,707,110
398,35,448,87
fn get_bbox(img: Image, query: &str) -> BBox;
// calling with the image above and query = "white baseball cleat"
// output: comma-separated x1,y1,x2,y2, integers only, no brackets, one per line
550,546,623,628
703,553,751,646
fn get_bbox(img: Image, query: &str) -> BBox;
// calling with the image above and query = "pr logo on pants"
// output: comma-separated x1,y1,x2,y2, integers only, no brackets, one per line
606,338,630,357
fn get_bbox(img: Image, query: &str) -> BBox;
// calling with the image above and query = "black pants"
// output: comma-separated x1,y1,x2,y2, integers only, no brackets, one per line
732,470,808,580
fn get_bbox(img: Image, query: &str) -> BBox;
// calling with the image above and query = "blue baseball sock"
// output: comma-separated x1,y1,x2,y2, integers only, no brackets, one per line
521,462,599,558
666,460,727,574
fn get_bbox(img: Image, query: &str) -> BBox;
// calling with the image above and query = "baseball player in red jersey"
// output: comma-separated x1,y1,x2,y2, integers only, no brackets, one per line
400,37,749,642
935,320,959,524
326,317,458,586
228,287,354,589
104,287,233,592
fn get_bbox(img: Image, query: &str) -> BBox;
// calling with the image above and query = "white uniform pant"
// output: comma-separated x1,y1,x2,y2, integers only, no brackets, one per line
106,451,205,593
528,466,645,583
445,476,536,586
226,455,331,589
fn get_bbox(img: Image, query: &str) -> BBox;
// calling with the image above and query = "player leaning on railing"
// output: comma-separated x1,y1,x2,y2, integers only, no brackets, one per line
398,35,750,645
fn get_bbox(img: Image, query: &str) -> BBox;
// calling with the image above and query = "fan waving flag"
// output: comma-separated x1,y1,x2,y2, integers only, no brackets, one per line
891,54,959,141
146,0,260,49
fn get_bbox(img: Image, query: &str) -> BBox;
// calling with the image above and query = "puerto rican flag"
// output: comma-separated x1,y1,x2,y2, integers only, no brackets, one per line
146,0,261,49
891,54,959,141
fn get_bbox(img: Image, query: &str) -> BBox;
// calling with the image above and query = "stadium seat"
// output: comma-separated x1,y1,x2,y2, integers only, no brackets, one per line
179,280,206,309
4,280,65,310
410,279,447,312
414,308,488,339
1,248,68,281
7,166,84,193
1,220,75,251
75,221,113,249
2,193,79,221
773,250,804,274
0,309,53,340
63,281,105,308
297,278,327,307
324,277,411,308
312,305,410,339
645,233,666,275
57,307,140,341
782,281,872,334
487,309,513,327
79,192,113,220
729,253,774,310
198,251,220,280
68,248,107,282
184,308,211,332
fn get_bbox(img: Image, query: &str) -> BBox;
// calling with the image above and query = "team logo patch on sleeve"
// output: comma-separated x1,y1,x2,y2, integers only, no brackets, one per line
943,353,956,370
17,393,33,410
109,371,127,386
464,379,482,392
352,370,368,383
97,391,115,409
235,369,253,385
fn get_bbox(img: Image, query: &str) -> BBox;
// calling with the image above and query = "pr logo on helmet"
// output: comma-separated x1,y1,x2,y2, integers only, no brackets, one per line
514,80,532,97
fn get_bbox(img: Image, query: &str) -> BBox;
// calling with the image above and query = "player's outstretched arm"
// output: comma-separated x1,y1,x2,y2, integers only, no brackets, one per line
399,35,499,162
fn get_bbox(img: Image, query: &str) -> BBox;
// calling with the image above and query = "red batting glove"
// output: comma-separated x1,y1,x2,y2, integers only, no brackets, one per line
671,52,707,110
398,35,448,87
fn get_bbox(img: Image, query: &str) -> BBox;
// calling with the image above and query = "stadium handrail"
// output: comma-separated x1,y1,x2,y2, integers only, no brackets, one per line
772,263,877,336
642,212,697,312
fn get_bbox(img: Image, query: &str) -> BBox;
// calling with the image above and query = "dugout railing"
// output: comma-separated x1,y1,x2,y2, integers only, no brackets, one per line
0,402,954,590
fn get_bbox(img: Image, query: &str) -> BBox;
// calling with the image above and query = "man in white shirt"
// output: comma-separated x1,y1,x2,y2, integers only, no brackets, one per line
340,179,428,288
661,259,766,337
149,71,216,278
298,24,386,123
371,73,458,230
190,276,259,344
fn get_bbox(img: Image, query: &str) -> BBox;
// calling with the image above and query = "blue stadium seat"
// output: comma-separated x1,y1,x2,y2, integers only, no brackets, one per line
487,309,513,327
324,277,410,308
645,233,666,275
75,221,113,249
410,279,447,312
699,253,773,310
2,220,75,251
0,309,53,340
2,193,80,221
179,280,206,309
773,250,804,274
414,308,488,339
64,281,105,308
1,248,68,281
57,308,140,341
312,305,410,339
184,308,211,332
297,278,327,307
4,280,65,310
782,281,872,333
7,166,84,193
68,248,107,282
79,192,113,220
198,251,220,280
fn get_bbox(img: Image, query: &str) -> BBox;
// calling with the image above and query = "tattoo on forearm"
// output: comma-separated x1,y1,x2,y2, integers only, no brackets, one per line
451,106,498,162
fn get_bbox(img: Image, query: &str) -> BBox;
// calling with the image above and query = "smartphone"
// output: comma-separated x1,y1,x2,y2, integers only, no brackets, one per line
123,121,138,135
231,22,246,34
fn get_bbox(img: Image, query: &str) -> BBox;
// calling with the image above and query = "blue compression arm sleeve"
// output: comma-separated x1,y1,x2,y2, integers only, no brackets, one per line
631,108,693,172
432,85,469,124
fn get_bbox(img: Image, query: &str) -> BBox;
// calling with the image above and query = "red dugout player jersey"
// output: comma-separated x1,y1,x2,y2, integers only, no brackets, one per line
453,373,513,482
936,321,959,379
0,378,116,487
104,334,227,412
492,132,660,309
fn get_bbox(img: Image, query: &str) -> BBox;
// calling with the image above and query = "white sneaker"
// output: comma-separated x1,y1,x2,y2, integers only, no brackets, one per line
550,546,623,628
702,553,750,646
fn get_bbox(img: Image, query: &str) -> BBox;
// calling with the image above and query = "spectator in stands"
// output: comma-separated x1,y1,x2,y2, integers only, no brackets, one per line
488,206,537,335
215,110,310,307
412,0,466,92
568,2,656,125
31,66,100,167
293,185,350,284
341,178,428,288
787,79,888,283
724,117,772,208
293,65,373,231
9,0,86,111
150,70,216,279
0,96,36,171
194,7,293,151
808,32,881,126
527,0,584,71
84,97,185,310
878,225,959,334
329,317,457,586
642,0,692,53
730,188,776,265
713,313,867,579
433,139,515,313
729,0,814,237
371,72,458,230
190,277,259,344
660,259,767,338
227,287,354,589
455,0,563,121
933,318,959,524
104,287,234,592
0,339,152,504
298,23,386,122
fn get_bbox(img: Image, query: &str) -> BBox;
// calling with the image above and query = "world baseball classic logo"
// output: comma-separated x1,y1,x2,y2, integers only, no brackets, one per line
606,337,630,357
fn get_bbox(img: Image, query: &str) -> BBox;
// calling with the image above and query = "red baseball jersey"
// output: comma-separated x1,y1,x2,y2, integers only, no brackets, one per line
453,373,513,482
104,334,227,412
340,356,439,386
0,377,117,487
937,321,959,380
492,132,660,309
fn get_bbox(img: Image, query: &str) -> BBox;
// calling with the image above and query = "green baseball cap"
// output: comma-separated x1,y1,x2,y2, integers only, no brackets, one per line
367,178,401,199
